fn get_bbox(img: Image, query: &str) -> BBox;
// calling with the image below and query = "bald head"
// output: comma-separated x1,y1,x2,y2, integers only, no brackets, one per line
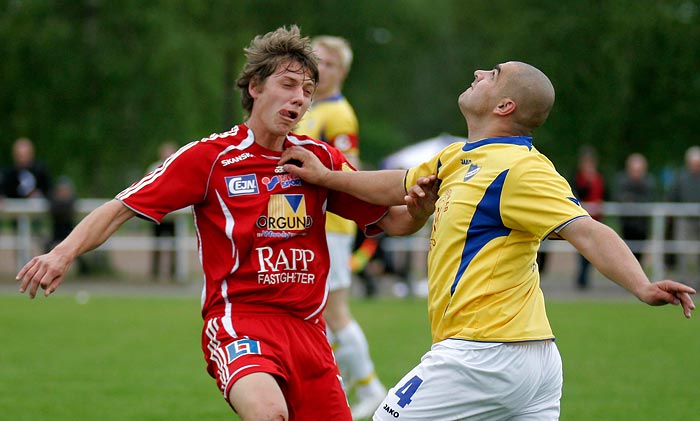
499,61,555,131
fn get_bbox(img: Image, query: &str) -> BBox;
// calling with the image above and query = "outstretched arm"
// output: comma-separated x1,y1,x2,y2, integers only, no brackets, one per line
17,199,136,298
559,217,696,318
378,175,439,236
281,146,408,206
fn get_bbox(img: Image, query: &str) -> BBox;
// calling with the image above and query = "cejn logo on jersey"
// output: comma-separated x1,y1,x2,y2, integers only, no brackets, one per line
256,194,313,236
225,174,259,196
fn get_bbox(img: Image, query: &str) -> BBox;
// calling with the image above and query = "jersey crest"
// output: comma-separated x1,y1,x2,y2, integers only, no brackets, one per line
463,163,481,181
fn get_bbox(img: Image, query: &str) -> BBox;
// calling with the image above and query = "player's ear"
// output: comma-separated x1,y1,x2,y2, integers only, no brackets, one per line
494,97,516,116
249,77,263,99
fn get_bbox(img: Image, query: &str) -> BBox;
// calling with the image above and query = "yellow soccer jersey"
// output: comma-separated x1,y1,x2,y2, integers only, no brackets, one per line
405,136,589,343
297,94,359,235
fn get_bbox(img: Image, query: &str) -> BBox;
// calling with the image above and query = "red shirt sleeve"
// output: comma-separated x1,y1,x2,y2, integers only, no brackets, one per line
116,141,210,223
327,189,389,236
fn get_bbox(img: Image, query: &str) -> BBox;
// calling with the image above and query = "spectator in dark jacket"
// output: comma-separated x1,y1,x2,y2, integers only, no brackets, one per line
614,153,657,262
667,146,700,287
1,137,52,199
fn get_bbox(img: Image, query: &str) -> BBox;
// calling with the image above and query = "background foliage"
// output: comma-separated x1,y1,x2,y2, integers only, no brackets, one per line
2,0,700,195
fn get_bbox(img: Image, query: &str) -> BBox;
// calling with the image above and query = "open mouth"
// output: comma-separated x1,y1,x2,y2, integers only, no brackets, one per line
280,109,299,120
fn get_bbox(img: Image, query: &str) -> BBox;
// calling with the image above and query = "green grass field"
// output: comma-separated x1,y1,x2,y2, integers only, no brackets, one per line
1,292,697,420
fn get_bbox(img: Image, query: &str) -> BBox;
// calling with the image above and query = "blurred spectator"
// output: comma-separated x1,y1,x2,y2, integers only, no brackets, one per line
46,176,88,275
1,137,52,199
572,146,605,289
667,145,700,287
148,142,178,281
46,176,77,250
661,164,678,269
1,137,52,267
613,153,657,262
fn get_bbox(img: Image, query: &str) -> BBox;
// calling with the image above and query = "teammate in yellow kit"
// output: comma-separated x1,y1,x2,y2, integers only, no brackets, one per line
296,35,386,419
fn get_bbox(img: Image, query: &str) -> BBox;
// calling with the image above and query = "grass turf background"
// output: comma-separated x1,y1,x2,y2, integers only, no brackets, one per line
1,293,697,420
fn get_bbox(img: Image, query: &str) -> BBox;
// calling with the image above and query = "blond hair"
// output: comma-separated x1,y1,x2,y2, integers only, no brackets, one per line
312,35,353,73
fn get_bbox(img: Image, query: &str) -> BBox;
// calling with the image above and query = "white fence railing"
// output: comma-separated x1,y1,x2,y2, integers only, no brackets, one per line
0,198,194,281
382,202,700,282
2,199,699,281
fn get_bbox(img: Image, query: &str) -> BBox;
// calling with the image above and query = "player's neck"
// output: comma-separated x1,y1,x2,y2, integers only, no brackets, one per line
466,122,496,143
245,119,286,151
466,119,527,143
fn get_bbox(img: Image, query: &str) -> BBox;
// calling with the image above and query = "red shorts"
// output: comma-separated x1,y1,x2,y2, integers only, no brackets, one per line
201,305,351,420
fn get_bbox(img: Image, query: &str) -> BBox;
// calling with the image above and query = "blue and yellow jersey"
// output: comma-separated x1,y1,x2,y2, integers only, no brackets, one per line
405,136,589,343
297,94,359,235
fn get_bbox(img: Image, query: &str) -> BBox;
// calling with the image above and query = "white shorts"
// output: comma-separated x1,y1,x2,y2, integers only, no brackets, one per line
326,232,354,291
374,339,562,421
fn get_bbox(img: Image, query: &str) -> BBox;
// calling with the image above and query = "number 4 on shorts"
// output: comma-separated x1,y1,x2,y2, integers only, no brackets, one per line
394,375,423,408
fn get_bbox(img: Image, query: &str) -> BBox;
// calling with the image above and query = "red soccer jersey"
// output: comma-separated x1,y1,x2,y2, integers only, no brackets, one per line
117,124,388,322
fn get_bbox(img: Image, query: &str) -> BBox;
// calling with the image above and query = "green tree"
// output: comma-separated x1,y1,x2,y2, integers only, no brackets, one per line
2,0,700,195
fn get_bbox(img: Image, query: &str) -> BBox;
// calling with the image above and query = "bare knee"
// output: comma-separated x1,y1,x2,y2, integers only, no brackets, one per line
237,403,288,421
229,372,289,421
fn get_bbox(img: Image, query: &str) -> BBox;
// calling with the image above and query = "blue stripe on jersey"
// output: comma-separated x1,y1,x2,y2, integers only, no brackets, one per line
313,93,345,105
450,170,511,295
461,136,533,152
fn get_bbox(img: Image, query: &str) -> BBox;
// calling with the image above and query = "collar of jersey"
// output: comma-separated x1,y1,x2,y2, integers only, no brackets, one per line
312,93,344,105
461,135,533,152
